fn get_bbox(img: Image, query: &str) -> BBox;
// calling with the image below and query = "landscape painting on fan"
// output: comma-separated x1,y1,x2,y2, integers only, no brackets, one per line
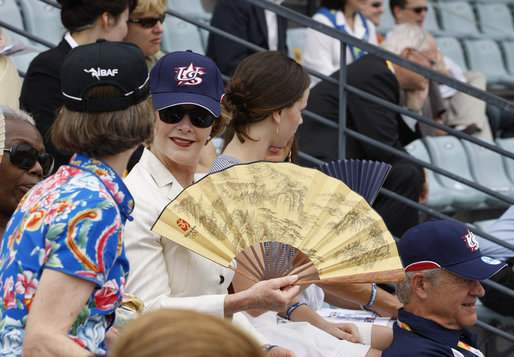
152,160,406,286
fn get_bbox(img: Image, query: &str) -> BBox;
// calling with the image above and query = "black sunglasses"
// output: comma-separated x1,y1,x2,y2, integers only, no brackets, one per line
371,2,382,8
127,13,166,28
158,107,216,128
4,143,54,177
406,6,428,14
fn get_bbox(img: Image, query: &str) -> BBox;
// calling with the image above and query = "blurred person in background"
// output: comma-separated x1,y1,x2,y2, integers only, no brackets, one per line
124,0,167,71
0,29,22,108
361,0,385,42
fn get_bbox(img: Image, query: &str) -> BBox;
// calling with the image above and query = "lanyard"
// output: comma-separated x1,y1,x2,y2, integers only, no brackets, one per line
316,7,370,61
398,320,485,357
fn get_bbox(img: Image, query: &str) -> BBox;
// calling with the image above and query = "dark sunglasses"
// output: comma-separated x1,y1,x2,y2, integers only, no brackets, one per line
127,13,166,28
371,2,382,8
4,143,54,177
406,6,428,14
158,107,216,128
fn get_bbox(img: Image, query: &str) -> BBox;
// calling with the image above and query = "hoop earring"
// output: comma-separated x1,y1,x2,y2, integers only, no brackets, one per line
205,136,211,146
276,126,280,136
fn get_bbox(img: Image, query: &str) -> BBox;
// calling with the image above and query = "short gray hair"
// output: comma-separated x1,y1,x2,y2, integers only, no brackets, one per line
381,23,431,55
396,268,442,304
0,105,36,127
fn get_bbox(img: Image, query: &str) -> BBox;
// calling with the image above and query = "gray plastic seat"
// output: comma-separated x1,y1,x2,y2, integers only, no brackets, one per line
496,137,514,183
435,36,468,72
463,39,514,87
161,16,205,54
404,139,453,210
437,1,482,38
476,3,514,40
461,139,513,207
168,0,212,22
18,0,64,47
501,40,514,74
424,136,488,209
424,2,443,36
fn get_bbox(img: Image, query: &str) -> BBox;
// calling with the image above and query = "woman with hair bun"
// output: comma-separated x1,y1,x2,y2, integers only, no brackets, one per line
0,40,153,356
20,0,136,172
213,51,391,357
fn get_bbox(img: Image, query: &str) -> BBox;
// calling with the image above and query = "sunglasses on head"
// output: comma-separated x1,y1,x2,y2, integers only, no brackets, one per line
4,143,55,177
127,13,166,28
158,106,216,128
406,6,428,14
371,2,382,8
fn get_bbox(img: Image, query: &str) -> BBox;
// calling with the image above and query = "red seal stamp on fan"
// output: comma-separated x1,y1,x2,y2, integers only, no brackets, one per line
176,218,190,231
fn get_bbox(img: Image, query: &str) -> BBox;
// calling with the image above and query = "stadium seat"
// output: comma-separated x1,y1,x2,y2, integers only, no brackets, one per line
424,2,443,36
496,138,514,184
435,36,468,72
286,27,307,63
424,136,488,209
376,0,395,35
161,16,205,54
463,39,514,87
501,40,514,74
437,1,482,38
461,140,514,207
18,0,64,47
168,0,212,22
475,3,514,40
404,139,453,210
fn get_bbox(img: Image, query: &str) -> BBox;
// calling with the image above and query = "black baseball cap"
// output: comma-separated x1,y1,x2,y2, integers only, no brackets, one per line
61,39,150,113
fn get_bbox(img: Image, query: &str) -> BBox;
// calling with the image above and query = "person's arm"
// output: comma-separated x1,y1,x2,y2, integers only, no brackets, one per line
320,283,402,319
23,269,95,357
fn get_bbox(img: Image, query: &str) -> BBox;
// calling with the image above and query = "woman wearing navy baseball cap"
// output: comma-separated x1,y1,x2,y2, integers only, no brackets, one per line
123,50,300,356
0,40,153,356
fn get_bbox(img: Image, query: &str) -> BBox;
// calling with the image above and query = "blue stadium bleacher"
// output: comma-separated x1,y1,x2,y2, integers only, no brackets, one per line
424,135,489,209
435,36,469,72
168,0,212,22
463,38,514,87
423,2,443,36
404,139,453,210
461,139,514,207
18,0,64,47
437,1,482,38
496,138,514,183
501,40,514,74
475,3,514,40
161,16,206,55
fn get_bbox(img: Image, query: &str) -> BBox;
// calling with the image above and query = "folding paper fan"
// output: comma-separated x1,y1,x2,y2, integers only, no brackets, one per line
0,110,4,164
152,162,405,285
318,160,391,205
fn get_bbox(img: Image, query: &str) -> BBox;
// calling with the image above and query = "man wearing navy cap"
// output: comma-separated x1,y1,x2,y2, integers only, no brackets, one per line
383,220,507,357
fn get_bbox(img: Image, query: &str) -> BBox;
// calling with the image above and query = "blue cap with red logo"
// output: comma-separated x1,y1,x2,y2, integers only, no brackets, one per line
149,50,224,116
397,220,506,280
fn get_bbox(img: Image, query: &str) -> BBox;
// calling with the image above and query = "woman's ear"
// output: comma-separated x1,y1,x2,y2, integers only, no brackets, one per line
271,110,282,125
99,12,112,32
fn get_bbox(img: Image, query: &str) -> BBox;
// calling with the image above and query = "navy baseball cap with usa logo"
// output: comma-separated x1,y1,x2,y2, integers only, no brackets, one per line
149,50,225,117
61,39,150,112
397,220,506,280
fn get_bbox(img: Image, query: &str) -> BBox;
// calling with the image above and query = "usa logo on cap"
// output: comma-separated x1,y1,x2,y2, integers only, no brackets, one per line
174,62,206,86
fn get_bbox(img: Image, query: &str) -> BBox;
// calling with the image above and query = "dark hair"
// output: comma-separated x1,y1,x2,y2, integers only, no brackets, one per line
58,0,136,32
52,85,154,157
320,0,346,10
390,0,407,16
222,51,310,144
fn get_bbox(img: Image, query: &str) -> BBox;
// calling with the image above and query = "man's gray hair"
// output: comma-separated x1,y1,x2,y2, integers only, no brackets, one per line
396,268,442,304
381,23,431,55
0,105,36,127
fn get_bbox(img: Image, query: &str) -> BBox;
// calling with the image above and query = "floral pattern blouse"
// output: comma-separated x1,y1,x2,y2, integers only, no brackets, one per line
0,154,133,356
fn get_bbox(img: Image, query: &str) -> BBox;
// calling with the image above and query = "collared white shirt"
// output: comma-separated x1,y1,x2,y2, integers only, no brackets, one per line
264,0,285,50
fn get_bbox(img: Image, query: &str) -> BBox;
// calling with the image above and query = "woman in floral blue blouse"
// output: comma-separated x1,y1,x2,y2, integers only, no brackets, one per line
0,40,153,356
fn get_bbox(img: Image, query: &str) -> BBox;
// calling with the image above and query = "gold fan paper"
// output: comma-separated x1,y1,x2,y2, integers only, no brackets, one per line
0,110,4,164
152,162,405,284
